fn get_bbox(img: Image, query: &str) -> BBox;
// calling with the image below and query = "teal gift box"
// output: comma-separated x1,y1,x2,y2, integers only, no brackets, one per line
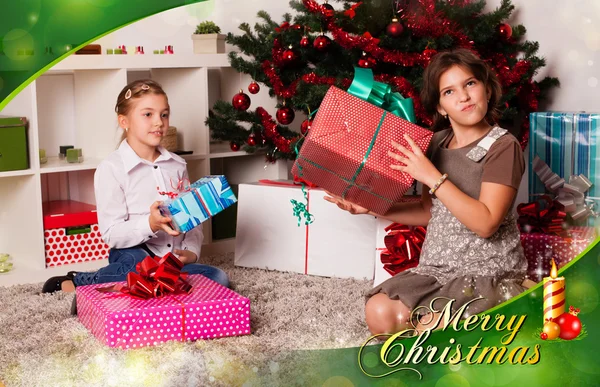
529,112,600,225
159,175,237,233
529,112,600,195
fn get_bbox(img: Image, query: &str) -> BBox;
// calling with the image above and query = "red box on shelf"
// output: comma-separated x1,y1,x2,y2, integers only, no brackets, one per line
43,200,110,267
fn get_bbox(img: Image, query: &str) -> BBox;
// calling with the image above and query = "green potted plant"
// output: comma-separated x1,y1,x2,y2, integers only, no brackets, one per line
192,21,225,54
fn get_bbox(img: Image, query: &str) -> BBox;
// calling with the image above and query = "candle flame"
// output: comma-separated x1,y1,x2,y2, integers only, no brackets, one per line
550,259,558,279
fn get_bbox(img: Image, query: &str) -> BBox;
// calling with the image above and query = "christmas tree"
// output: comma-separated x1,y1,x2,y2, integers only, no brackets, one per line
207,0,558,161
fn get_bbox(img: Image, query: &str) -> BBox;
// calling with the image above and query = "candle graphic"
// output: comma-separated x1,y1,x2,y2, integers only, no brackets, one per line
543,259,565,322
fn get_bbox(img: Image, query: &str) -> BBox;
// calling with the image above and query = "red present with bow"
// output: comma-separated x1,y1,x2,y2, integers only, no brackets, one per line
380,224,424,276
373,196,423,286
516,195,568,236
520,226,596,282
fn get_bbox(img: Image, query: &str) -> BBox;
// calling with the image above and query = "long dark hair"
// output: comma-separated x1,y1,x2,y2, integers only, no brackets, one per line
420,48,502,132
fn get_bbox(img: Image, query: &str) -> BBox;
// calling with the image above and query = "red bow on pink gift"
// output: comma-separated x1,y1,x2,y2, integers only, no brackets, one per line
97,253,192,299
380,224,424,276
517,195,567,236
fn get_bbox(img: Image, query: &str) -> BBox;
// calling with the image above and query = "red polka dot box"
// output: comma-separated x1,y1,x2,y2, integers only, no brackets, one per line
520,226,597,282
76,274,251,349
43,200,110,267
291,86,433,215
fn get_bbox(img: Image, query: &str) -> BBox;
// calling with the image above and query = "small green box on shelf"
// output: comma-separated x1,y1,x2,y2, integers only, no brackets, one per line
66,148,83,163
0,116,29,172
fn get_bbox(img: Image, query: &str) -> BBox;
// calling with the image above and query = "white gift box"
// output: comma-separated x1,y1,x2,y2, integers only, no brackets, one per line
234,181,377,279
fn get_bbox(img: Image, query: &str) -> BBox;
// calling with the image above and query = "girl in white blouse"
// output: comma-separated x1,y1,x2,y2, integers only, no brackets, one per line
43,80,229,299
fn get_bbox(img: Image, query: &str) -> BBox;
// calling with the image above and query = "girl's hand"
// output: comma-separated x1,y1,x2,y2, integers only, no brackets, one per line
389,134,442,188
149,201,180,236
323,191,370,215
174,249,197,265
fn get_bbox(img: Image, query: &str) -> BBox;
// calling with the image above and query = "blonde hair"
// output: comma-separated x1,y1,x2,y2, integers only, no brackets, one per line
115,79,168,142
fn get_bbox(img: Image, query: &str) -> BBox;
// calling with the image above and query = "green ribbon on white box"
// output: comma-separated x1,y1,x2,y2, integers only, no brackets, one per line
0,253,13,273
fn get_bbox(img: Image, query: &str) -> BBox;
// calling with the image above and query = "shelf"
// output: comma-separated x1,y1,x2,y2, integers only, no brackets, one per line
40,156,102,174
0,168,36,178
209,142,265,159
47,54,231,72
181,153,208,161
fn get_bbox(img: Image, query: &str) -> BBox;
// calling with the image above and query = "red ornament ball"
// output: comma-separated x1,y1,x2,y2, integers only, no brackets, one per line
292,24,302,31
497,23,513,40
232,90,251,111
358,53,377,68
386,17,404,37
423,48,438,62
314,35,331,51
540,332,548,340
230,142,240,152
246,134,257,146
322,2,335,18
248,81,260,94
301,119,312,135
300,35,310,48
276,106,295,125
281,47,298,66
554,308,582,340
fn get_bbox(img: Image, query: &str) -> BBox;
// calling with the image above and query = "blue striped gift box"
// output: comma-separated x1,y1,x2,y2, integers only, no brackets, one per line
161,175,237,233
529,112,600,225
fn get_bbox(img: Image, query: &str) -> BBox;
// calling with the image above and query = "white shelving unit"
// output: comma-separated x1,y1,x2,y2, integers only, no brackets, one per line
0,53,289,286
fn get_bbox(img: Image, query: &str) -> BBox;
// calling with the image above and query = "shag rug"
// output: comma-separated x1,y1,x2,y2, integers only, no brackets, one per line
0,253,374,387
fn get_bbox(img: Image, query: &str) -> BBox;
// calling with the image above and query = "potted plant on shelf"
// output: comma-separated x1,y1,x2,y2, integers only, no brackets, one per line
192,21,225,54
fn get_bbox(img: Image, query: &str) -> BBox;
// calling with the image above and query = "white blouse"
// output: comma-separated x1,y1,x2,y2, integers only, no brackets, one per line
93,140,203,259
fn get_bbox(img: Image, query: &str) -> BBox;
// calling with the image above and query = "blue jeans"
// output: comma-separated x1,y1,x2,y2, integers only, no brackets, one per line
72,246,229,288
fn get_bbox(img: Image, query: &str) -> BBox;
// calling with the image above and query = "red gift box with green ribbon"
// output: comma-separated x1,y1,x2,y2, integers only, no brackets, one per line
291,68,433,215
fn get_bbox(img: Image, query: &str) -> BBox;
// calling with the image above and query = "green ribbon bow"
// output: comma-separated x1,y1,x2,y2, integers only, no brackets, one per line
347,67,416,123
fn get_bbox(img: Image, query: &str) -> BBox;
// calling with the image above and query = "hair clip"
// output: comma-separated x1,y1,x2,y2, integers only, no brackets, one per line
141,84,150,91
124,89,132,99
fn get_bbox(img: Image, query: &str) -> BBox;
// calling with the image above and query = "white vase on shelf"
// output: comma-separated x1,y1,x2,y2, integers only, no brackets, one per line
191,34,226,54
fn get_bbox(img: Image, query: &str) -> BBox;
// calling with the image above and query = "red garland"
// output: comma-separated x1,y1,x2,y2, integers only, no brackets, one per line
255,107,298,154
262,60,299,99
302,0,472,67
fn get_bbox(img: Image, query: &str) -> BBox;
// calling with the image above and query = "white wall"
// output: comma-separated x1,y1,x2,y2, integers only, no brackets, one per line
94,0,600,205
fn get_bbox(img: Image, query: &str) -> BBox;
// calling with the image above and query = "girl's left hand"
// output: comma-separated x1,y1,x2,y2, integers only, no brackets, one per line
388,134,441,188
174,249,197,265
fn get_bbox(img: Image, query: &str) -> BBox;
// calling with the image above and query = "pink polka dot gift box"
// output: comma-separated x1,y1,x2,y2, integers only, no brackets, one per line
76,274,251,349
291,74,432,215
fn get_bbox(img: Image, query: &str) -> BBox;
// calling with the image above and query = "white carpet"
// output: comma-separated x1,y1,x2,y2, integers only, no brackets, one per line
0,253,373,387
